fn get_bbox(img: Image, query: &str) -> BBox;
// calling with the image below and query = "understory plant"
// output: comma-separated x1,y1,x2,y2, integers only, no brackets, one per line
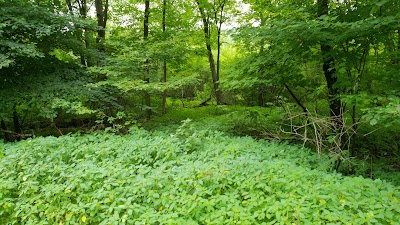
1,124,399,224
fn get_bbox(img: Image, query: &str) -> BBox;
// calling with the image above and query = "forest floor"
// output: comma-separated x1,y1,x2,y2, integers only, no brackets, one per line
142,105,400,186
1,111,400,223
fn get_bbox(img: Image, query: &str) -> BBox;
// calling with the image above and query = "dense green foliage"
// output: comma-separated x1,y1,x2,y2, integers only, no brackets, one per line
143,106,400,185
1,125,399,224
1,0,400,223
1,0,399,136
0,0,118,135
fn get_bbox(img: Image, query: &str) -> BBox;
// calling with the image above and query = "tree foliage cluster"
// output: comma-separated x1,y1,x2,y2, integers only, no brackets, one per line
0,0,119,140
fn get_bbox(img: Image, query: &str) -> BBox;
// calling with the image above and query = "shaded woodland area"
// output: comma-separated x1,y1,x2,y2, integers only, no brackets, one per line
1,0,400,223
1,0,399,168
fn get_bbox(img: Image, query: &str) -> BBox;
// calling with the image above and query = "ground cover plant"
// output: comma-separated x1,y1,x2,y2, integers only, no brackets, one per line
1,123,399,224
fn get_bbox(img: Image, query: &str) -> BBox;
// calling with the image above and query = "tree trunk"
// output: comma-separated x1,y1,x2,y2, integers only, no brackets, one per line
161,0,167,115
80,0,89,66
258,16,267,107
318,0,342,129
79,1,90,64
258,84,266,107
216,2,225,93
216,0,227,90
207,41,223,105
66,0,89,66
196,1,223,105
95,0,108,52
143,0,152,119
13,109,21,141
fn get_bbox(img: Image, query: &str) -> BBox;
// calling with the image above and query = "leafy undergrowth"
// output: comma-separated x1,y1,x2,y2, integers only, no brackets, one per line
143,105,284,137
1,124,399,224
145,106,400,186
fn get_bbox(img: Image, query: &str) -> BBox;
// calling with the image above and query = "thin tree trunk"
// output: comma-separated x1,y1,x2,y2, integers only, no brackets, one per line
216,0,226,85
351,104,357,156
196,1,223,105
258,85,266,107
13,109,21,141
79,0,90,63
284,83,308,114
67,0,89,66
258,16,267,106
161,0,167,115
318,0,342,129
143,0,151,119
216,2,225,90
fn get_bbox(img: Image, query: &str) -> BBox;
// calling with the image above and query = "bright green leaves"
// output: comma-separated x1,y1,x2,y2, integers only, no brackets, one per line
0,0,97,66
1,125,399,224
0,53,13,69
373,0,392,7
362,96,400,127
343,93,400,127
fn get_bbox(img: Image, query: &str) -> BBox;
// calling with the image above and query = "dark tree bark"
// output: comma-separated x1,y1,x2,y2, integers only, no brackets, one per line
196,0,223,105
161,0,167,114
318,0,342,129
144,0,150,40
65,0,73,13
318,0,343,171
13,109,21,141
143,0,152,119
78,0,87,17
258,84,266,107
284,83,308,114
95,0,108,52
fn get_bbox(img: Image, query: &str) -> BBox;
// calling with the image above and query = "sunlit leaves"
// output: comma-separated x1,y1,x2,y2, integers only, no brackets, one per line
0,125,399,224
0,1,94,67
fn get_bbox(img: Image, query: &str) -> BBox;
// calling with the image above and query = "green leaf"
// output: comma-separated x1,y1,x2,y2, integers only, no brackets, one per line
370,119,378,126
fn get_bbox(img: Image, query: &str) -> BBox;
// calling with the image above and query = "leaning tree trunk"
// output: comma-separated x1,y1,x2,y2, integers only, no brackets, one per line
196,1,223,105
318,0,342,129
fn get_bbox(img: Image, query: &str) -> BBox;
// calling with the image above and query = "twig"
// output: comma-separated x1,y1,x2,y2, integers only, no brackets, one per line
0,129,33,138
